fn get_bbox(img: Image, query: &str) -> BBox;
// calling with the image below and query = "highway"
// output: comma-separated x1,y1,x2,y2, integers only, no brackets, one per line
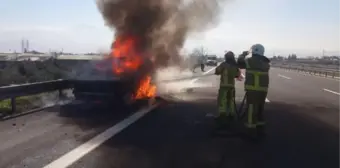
0,66,338,168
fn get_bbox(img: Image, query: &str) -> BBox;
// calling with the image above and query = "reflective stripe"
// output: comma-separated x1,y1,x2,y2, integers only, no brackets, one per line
220,68,235,87
245,85,268,92
245,59,268,91
226,89,235,116
218,89,227,113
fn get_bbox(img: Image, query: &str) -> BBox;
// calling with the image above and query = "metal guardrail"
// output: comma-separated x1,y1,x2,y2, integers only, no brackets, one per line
0,80,73,114
273,64,340,78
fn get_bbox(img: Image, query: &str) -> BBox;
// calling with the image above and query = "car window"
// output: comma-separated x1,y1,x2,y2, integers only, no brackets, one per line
208,57,217,60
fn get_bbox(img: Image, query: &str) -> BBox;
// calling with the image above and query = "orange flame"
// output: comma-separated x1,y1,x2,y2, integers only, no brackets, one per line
110,36,156,99
135,76,157,99
111,36,142,75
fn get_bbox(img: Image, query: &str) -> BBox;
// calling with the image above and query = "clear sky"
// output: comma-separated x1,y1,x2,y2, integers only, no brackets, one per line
0,0,339,57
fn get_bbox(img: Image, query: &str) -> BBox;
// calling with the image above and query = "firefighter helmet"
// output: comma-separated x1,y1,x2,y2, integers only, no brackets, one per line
250,44,265,56
224,51,235,60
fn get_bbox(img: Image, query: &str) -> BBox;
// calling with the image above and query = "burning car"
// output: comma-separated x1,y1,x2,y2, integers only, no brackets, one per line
69,36,157,107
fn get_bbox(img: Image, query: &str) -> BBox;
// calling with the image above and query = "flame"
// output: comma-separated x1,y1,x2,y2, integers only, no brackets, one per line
135,76,157,99
111,36,142,75
109,36,156,99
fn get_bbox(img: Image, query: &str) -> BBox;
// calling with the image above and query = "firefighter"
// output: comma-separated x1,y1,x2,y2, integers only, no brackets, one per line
192,55,206,73
215,51,241,128
237,44,270,138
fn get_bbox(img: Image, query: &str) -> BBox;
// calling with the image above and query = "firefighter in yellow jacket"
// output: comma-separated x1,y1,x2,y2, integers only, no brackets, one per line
237,44,270,137
215,51,241,128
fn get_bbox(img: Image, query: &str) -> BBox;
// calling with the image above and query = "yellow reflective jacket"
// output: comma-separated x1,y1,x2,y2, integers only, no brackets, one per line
215,62,240,88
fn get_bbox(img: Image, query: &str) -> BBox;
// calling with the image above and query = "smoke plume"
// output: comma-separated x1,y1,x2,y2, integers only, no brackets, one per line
96,0,227,70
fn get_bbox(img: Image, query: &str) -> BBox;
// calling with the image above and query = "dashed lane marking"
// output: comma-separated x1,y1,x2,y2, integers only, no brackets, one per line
278,74,291,79
43,103,160,168
323,88,340,96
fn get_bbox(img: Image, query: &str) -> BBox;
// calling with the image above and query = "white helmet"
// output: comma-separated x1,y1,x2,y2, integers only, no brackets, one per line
250,44,265,56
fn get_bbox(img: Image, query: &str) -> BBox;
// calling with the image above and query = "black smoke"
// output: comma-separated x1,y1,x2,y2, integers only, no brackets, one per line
96,0,227,71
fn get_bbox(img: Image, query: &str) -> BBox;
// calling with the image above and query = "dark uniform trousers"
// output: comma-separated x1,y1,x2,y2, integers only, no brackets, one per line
245,90,267,128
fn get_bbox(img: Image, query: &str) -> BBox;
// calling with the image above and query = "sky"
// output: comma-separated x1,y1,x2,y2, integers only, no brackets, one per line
0,0,339,57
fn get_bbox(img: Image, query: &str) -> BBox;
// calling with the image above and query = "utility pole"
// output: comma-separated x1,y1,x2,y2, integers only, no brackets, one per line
21,39,25,53
322,49,325,57
26,39,29,52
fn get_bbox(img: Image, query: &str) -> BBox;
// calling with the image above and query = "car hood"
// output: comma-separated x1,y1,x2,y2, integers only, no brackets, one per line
66,59,119,81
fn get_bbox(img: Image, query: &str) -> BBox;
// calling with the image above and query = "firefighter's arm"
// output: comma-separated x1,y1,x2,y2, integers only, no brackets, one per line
237,51,248,69
214,63,223,75
234,68,240,78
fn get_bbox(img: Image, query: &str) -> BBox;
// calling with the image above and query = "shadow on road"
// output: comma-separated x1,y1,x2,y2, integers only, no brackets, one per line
68,98,339,168
56,100,140,131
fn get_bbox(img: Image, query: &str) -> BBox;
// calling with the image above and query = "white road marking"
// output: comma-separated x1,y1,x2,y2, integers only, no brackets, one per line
265,98,270,103
323,88,340,96
191,66,217,83
43,103,160,168
278,74,291,79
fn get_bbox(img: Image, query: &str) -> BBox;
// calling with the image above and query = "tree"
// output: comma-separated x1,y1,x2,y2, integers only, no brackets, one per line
291,54,297,60
288,54,291,60
190,46,208,57
188,46,208,67
277,56,284,60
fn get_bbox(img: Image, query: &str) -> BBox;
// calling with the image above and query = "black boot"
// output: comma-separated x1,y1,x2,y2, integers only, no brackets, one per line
245,128,260,141
213,115,237,137
214,115,230,130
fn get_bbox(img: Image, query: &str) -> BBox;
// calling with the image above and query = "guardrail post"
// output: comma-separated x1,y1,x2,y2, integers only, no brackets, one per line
10,97,16,114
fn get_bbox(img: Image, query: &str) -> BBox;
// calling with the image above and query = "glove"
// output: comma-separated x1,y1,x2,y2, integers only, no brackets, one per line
237,73,244,81
242,51,249,56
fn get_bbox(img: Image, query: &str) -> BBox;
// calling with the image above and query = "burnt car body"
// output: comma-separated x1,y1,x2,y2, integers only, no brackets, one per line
66,57,144,106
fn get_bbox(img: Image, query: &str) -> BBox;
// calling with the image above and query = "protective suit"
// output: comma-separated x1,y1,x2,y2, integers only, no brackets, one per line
192,55,206,72
237,44,270,136
215,51,240,127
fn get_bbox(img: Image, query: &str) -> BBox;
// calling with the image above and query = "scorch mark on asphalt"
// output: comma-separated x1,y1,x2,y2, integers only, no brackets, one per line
323,88,340,96
43,103,160,168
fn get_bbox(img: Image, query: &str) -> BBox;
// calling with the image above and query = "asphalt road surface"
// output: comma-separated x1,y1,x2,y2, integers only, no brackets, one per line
0,66,338,168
